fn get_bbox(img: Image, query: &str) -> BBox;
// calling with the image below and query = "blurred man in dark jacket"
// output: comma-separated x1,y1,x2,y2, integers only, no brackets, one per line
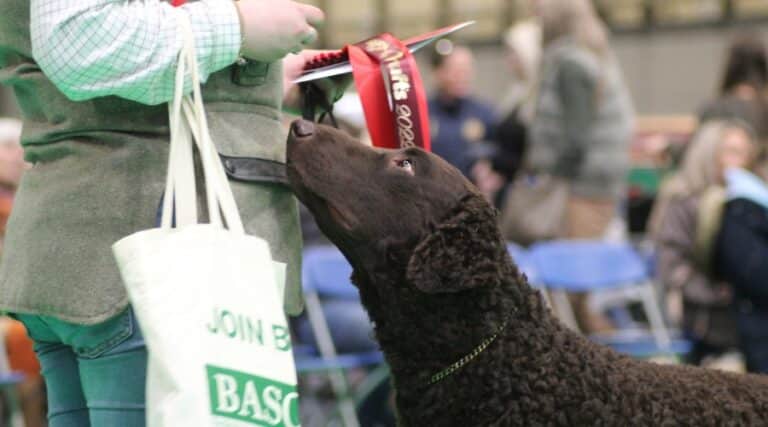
428,41,496,177
715,168,768,374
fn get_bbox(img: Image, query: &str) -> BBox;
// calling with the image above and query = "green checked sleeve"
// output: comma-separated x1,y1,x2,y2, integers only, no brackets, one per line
30,0,242,105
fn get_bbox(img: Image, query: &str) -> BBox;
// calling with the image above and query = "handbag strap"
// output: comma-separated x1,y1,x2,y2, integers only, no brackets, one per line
162,14,245,234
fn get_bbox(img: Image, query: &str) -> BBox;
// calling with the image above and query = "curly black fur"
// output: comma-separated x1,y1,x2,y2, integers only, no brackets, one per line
361,195,768,426
286,121,768,427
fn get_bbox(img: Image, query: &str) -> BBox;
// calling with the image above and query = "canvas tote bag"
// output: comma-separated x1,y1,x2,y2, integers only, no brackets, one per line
500,174,569,246
113,16,299,427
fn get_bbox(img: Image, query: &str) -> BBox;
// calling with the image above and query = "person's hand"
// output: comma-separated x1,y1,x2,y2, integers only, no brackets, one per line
665,289,683,328
471,160,505,204
282,50,352,114
236,0,324,62
716,283,733,303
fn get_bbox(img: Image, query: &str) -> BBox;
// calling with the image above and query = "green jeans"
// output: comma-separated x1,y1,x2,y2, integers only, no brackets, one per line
14,308,147,427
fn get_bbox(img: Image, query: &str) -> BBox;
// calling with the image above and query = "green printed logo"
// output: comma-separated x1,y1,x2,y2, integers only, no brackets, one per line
207,365,299,427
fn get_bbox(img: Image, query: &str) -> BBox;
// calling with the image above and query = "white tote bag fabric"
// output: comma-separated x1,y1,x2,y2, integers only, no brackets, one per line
113,16,299,427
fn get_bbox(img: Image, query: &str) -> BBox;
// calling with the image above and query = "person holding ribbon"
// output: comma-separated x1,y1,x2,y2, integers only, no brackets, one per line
0,0,341,425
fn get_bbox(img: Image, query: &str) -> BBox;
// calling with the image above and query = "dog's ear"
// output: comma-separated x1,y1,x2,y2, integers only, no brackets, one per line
406,194,506,293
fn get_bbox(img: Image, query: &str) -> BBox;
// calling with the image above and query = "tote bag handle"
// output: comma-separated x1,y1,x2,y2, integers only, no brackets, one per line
161,15,245,235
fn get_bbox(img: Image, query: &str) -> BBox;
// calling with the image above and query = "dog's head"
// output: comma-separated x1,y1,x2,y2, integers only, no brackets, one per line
287,120,508,296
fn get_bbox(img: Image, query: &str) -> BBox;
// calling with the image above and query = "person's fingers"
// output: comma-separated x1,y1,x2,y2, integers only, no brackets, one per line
298,3,325,27
298,49,323,62
301,27,318,45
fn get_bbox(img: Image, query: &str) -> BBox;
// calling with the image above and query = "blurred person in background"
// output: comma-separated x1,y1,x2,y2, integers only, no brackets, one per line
468,155,507,207
494,19,541,185
474,20,542,210
649,120,758,369
527,0,634,332
0,119,25,240
428,41,497,178
700,33,768,144
713,152,768,374
0,118,44,427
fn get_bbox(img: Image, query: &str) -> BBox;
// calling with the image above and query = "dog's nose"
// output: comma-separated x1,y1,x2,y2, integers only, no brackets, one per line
291,120,315,138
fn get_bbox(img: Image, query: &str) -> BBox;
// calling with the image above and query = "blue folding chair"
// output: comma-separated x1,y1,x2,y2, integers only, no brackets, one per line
296,246,387,427
507,243,535,279
529,240,690,359
507,243,550,307
301,246,360,300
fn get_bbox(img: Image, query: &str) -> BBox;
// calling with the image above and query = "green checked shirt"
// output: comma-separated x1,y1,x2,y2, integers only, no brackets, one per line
31,0,242,105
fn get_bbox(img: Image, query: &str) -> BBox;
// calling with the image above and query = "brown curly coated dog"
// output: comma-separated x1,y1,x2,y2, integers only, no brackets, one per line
286,119,768,427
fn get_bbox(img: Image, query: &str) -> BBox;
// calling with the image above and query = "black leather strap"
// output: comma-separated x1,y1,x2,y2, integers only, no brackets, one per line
157,156,287,226
219,83,337,187
219,154,289,186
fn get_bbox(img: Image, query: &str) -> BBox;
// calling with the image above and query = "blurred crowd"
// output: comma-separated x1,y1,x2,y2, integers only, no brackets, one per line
423,0,768,376
299,0,768,356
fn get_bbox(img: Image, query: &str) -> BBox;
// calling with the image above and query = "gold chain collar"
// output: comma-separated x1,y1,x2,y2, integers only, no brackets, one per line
426,317,510,386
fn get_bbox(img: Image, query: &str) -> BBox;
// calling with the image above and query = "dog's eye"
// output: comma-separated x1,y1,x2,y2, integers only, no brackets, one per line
395,159,413,173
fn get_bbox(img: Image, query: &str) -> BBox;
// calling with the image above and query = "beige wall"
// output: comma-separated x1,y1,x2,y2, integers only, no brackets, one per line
418,23,768,115
612,25,767,114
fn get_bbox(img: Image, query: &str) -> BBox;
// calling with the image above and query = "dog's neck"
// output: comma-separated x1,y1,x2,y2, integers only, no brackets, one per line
352,248,557,425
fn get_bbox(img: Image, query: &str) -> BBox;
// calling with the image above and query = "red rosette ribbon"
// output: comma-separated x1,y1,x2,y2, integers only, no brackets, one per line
344,34,431,151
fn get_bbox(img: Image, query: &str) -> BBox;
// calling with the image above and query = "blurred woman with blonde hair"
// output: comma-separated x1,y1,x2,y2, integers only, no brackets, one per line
650,119,760,367
526,0,634,332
